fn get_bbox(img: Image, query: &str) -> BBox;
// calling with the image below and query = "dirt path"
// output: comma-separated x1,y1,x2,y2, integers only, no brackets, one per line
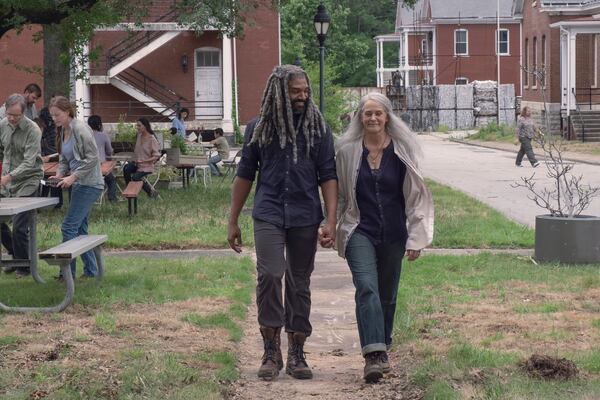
228,249,424,400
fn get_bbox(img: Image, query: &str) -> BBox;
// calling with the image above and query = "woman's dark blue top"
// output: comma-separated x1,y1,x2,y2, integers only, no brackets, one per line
355,141,408,246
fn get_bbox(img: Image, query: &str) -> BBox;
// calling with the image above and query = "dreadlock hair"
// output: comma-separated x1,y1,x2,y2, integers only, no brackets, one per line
250,64,326,163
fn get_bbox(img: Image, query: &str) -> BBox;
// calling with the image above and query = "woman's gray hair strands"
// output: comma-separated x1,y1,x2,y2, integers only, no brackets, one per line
250,64,326,163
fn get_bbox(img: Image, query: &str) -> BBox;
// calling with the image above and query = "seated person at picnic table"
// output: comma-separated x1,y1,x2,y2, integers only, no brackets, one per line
208,128,230,176
170,107,189,138
123,118,160,198
88,115,117,202
48,96,104,279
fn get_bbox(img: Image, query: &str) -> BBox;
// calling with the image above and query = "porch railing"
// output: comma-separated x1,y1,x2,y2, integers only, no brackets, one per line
82,100,224,122
574,87,600,110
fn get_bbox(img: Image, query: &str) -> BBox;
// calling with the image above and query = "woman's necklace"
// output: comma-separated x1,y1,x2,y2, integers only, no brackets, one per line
366,135,388,169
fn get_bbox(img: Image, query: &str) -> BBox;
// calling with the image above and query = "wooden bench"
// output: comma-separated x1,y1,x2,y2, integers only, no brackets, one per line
122,181,143,216
0,235,108,313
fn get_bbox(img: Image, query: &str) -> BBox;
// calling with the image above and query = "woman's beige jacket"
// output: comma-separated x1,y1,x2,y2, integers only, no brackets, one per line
335,137,434,258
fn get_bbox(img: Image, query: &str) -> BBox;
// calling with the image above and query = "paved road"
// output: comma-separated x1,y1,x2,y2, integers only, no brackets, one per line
420,134,600,227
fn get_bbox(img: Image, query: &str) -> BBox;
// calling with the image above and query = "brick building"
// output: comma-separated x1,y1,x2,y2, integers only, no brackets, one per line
515,0,600,139
0,2,280,132
376,0,522,95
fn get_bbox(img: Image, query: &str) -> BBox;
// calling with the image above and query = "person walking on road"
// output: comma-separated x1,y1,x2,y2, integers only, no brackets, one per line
515,106,540,167
228,64,337,381
335,93,434,383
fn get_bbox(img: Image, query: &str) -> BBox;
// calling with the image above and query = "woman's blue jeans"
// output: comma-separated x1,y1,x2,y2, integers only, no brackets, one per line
345,232,405,356
61,184,102,277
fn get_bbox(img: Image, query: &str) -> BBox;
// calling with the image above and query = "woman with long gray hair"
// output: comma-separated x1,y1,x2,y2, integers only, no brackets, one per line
334,92,434,383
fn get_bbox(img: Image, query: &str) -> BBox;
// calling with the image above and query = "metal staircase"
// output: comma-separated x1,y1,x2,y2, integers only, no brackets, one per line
571,110,600,142
90,8,189,120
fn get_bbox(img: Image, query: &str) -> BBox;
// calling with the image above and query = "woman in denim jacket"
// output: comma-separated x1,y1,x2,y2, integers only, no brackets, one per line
49,96,104,279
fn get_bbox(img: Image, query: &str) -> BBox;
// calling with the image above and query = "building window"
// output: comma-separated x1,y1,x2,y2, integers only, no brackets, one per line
594,34,599,88
524,38,529,87
196,50,220,67
455,29,468,55
497,29,509,55
455,77,469,85
532,37,538,88
541,35,547,87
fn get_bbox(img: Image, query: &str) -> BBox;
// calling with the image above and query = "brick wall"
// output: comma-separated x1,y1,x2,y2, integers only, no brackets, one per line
0,26,44,109
434,23,521,95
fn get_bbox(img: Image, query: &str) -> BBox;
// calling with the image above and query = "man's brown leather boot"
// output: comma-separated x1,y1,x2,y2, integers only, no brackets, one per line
258,327,282,380
286,332,313,379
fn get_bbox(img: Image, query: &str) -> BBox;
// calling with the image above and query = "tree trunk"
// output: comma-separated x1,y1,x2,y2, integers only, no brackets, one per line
43,25,71,104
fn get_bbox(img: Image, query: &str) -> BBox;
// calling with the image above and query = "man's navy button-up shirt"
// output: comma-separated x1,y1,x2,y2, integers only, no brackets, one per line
236,118,337,229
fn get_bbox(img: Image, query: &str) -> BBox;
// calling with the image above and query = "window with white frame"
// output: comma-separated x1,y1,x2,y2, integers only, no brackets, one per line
497,29,509,55
524,38,529,87
455,77,469,85
542,35,547,87
532,37,538,88
455,29,468,55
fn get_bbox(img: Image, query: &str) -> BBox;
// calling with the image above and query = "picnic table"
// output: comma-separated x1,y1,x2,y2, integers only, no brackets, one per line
0,197,59,284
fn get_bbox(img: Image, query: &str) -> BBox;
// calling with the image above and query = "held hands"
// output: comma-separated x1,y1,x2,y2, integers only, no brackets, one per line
318,221,336,248
227,222,243,253
405,249,422,261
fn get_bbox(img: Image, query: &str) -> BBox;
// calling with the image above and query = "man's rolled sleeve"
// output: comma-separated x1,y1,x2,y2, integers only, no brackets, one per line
316,127,337,184
235,120,259,182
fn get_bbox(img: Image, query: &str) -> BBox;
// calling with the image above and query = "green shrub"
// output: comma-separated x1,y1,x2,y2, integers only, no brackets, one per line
114,115,137,142
470,122,515,141
170,135,188,155
437,124,450,133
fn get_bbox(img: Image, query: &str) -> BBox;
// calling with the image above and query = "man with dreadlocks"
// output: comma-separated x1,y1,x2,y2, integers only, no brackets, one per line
228,65,337,381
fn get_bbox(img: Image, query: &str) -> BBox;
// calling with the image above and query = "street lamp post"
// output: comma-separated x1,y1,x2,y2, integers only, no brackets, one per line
314,3,330,113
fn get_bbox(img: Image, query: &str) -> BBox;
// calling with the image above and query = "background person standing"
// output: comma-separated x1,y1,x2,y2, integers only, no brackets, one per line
0,83,42,120
0,93,44,277
49,96,104,279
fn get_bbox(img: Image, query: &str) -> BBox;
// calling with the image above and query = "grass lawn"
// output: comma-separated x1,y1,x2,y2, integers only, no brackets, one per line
0,255,254,399
394,253,600,399
428,180,533,249
35,178,534,250
36,181,255,250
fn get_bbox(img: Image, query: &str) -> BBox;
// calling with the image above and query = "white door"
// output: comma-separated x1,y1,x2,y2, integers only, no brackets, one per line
194,48,223,119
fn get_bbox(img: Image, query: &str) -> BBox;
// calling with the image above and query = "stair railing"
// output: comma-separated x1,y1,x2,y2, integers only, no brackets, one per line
572,88,586,142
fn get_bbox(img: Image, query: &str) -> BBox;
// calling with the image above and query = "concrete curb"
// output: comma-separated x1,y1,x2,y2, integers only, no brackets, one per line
440,135,600,166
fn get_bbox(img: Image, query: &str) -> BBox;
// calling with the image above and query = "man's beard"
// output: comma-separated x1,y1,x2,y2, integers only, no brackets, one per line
292,100,305,115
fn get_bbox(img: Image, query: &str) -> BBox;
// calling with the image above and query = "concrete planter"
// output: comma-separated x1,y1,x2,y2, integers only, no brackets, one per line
165,148,207,166
535,215,600,264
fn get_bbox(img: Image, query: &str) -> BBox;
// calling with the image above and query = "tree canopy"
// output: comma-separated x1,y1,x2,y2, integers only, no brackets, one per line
281,0,417,87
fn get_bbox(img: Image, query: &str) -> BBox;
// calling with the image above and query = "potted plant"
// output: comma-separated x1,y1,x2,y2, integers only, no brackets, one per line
112,115,137,153
165,135,207,166
514,66,600,264
514,136,600,263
